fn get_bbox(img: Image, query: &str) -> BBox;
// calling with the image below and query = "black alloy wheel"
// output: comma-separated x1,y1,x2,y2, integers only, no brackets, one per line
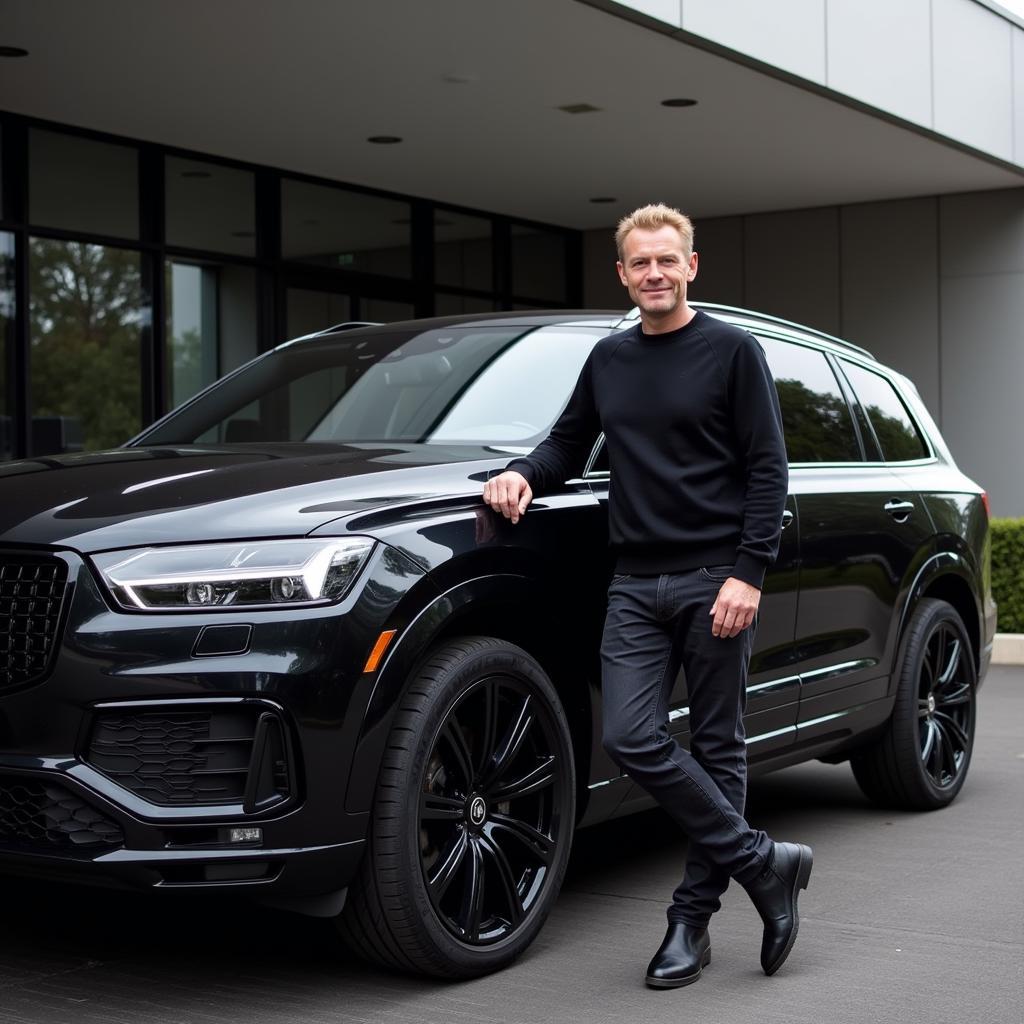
915,618,974,790
851,598,977,810
337,637,576,978
420,675,566,945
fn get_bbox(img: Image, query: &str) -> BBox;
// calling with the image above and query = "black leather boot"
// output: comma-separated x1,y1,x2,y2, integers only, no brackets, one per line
742,841,813,976
645,922,711,988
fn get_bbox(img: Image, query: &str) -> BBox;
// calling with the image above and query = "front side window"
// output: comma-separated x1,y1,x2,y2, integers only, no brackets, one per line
756,336,861,463
839,360,929,462
139,325,606,448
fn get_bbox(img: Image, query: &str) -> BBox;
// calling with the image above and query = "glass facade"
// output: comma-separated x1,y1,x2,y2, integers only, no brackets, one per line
165,157,256,258
511,225,567,302
166,260,258,409
286,288,352,342
30,239,144,453
435,210,492,291
29,128,139,239
0,113,580,458
282,180,411,277
0,232,12,459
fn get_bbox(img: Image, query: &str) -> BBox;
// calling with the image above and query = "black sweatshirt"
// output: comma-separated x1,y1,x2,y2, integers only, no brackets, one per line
507,310,788,589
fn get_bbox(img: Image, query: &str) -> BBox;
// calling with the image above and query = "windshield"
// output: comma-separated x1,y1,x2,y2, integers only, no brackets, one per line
136,324,610,447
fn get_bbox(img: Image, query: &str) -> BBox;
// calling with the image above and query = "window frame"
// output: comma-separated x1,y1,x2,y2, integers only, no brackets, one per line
832,355,936,466
752,330,866,467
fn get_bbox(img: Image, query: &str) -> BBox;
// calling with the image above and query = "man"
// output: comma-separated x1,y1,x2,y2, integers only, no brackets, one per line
482,204,812,987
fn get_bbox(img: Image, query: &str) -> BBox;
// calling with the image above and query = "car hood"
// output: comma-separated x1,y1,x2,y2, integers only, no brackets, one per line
0,443,511,553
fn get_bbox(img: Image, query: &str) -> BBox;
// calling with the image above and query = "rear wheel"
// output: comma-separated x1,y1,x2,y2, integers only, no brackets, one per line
337,636,576,977
851,598,976,810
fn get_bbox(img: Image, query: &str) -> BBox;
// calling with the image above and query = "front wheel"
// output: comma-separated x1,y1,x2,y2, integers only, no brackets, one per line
337,636,576,978
851,598,976,810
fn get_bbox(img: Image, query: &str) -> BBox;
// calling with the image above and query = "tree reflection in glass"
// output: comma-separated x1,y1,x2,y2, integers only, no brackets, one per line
29,239,144,453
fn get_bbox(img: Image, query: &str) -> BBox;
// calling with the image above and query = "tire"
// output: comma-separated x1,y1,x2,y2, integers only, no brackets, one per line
337,636,576,978
851,598,976,810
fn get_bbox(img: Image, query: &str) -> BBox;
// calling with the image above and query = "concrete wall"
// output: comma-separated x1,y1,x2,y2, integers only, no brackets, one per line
605,0,1024,167
582,187,1024,516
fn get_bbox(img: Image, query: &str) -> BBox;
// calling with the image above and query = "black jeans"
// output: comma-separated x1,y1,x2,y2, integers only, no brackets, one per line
600,567,773,927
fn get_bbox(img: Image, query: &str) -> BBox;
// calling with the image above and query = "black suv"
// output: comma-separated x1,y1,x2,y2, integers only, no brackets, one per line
0,304,995,978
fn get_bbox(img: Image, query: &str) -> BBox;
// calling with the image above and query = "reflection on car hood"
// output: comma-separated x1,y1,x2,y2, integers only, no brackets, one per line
0,443,508,552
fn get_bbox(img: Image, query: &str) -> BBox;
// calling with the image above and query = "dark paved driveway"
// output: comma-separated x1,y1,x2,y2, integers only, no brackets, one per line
2,667,1021,1024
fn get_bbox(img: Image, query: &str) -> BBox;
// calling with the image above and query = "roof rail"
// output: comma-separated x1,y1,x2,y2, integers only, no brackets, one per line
317,321,383,334
618,303,874,360
275,321,384,350
696,302,874,359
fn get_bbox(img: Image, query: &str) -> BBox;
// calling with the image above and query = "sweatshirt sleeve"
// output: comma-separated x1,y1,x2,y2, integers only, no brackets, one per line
504,352,602,496
729,335,789,590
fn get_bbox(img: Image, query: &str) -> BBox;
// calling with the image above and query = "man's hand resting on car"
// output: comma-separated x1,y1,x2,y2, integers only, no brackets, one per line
482,471,533,525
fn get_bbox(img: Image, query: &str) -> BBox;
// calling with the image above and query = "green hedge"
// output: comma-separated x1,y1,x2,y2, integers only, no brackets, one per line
992,518,1024,634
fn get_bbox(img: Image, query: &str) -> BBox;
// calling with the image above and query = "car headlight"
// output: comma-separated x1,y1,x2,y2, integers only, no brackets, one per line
91,538,375,611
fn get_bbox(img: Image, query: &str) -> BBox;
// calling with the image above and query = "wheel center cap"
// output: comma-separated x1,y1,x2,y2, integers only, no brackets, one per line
468,795,487,826
927,694,936,715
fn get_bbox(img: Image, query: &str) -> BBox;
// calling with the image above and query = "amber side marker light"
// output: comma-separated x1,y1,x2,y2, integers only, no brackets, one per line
364,629,397,673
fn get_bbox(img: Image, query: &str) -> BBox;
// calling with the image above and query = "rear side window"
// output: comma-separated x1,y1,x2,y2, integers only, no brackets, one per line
756,336,861,463
839,360,929,462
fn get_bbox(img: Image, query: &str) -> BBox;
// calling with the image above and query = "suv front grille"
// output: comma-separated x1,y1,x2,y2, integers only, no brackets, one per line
86,707,292,809
0,555,69,691
0,779,124,850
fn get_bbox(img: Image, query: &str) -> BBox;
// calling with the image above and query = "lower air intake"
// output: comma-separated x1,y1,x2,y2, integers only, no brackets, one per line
86,706,293,809
0,779,124,849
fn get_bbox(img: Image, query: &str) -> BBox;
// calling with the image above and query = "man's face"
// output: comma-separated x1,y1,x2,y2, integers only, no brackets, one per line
616,225,698,319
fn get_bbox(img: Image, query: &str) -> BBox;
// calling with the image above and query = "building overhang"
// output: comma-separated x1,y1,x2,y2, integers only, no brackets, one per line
1,0,1022,228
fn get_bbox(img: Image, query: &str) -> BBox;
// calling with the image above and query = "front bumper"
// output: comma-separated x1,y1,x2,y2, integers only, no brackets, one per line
0,543,420,898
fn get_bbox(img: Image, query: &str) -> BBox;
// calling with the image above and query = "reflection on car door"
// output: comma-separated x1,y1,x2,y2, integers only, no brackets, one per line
754,333,931,746
790,357,938,743
791,465,931,742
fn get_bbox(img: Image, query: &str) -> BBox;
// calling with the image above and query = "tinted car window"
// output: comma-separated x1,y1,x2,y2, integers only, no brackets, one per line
756,336,861,463
142,325,605,447
839,360,929,462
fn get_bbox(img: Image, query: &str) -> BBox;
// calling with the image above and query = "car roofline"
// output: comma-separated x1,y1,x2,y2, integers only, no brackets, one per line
615,302,875,360
277,310,629,349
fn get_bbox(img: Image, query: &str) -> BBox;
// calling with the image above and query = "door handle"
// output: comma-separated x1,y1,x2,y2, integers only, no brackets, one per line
781,509,794,529
884,498,914,521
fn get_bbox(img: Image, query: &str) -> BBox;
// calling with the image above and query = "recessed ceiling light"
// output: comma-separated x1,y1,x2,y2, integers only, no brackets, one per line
589,197,617,204
181,170,212,179
367,135,403,144
558,103,602,114
661,97,698,108
0,46,29,58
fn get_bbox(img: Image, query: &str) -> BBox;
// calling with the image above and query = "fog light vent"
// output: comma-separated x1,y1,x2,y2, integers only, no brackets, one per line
243,712,293,813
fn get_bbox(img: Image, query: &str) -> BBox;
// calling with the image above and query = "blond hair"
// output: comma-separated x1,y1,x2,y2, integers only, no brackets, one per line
615,203,694,261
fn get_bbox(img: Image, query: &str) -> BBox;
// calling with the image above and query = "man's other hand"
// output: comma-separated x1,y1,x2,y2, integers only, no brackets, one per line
709,578,760,638
482,471,533,525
